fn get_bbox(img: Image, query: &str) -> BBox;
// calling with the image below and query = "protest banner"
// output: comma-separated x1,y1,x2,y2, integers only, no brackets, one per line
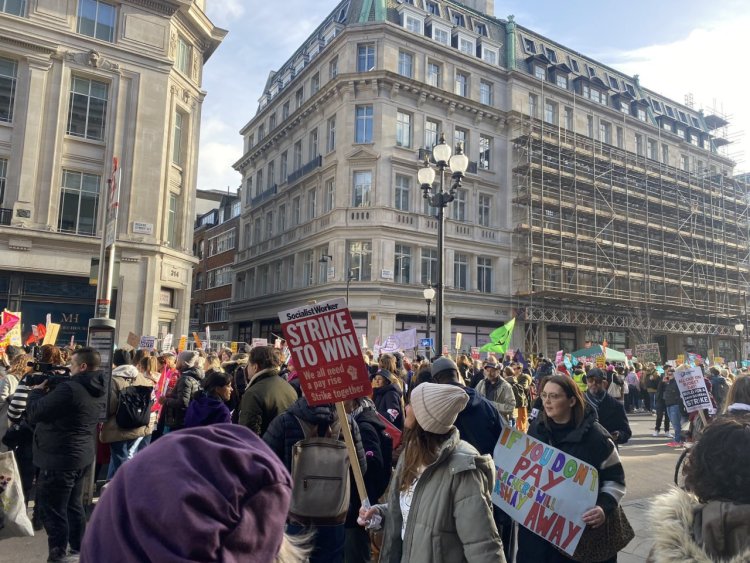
470,346,480,360
624,348,633,360
127,332,139,349
381,328,417,353
0,311,20,344
192,332,202,348
177,335,187,353
279,298,371,507
493,427,598,556
595,355,606,369
251,337,268,348
674,366,713,414
455,332,462,352
42,323,60,346
675,354,685,366
139,336,156,350
1,311,22,346
634,343,661,363
713,356,724,366
555,350,563,364
361,335,368,349
162,333,174,352
230,341,238,354
205,326,211,351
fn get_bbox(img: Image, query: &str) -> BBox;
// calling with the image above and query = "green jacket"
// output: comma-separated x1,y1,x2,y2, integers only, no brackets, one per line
239,368,297,436
376,429,506,563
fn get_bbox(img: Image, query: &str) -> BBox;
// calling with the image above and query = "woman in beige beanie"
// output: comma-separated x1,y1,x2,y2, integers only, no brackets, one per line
359,382,505,563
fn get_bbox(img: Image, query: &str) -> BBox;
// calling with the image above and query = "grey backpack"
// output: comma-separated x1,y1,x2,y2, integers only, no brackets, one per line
288,416,350,525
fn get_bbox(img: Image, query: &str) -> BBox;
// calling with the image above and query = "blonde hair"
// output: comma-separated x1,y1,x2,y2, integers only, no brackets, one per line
275,532,313,562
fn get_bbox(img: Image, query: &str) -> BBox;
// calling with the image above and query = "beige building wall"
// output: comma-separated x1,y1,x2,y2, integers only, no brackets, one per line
0,0,225,345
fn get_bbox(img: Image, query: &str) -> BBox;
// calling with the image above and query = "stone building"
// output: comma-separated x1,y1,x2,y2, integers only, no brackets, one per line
0,0,225,344
230,0,745,360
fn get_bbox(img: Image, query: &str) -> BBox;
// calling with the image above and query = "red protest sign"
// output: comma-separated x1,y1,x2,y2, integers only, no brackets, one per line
279,298,371,406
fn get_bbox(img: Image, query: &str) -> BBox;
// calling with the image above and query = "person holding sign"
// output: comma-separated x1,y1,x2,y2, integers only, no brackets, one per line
517,375,627,563
359,383,505,563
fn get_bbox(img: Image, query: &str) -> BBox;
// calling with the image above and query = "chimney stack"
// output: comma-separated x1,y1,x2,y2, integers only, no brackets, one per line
459,0,495,16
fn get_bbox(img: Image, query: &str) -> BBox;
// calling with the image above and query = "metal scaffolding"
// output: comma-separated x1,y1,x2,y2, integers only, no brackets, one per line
511,114,750,352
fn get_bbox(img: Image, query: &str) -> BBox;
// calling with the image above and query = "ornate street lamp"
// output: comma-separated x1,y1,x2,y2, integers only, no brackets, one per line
735,322,744,361
417,133,468,356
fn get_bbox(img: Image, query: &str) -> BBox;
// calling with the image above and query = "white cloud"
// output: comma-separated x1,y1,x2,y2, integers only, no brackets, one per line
205,0,245,25
605,16,749,172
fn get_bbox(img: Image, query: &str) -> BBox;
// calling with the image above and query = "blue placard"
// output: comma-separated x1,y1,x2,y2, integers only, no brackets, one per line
420,338,434,348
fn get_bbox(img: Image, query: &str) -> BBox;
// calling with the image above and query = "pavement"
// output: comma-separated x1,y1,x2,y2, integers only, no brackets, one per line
0,412,685,562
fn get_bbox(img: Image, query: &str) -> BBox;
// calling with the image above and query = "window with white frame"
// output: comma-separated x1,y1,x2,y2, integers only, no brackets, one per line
662,144,669,163
353,171,372,207
599,120,612,144
58,170,100,235
425,118,440,149
681,154,689,172
324,178,335,212
310,73,319,94
172,111,184,166
479,80,492,105
265,211,273,239
635,134,644,156
0,58,17,123
67,76,108,141
396,111,411,148
398,51,414,78
77,0,115,42
329,56,338,79
616,126,624,148
282,102,290,120
479,135,491,170
394,244,412,284
280,151,288,181
0,0,25,16
253,218,261,242
348,240,372,281
426,1,439,15
452,12,465,26
453,253,468,290
277,204,286,232
355,105,373,143
273,261,283,293
529,93,538,118
481,47,497,65
556,74,568,89
423,194,436,216
176,37,191,74
647,138,658,160
309,188,317,219
395,174,410,211
455,71,468,97
458,37,474,55
478,193,491,227
207,266,232,288
427,62,441,87
544,100,557,124
295,88,303,109
326,115,336,152
302,250,314,287
258,264,268,294
563,106,573,129
242,222,251,249
165,193,177,247
357,43,375,72
433,26,449,45
292,196,301,224
477,257,492,293
475,22,487,36
285,257,294,290
454,127,468,154
421,248,437,285
293,140,302,169
452,188,467,221
534,65,545,80
545,47,558,63
404,14,422,33
309,128,318,160
206,300,230,322
208,229,236,256
255,170,263,195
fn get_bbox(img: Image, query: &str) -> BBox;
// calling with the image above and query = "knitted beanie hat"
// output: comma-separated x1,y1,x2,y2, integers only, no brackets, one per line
177,350,200,369
410,382,468,434
431,356,459,378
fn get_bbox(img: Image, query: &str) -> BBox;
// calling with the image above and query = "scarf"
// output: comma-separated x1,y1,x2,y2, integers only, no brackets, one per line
586,389,607,409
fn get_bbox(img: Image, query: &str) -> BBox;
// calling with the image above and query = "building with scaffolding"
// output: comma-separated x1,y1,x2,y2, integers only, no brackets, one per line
230,0,747,360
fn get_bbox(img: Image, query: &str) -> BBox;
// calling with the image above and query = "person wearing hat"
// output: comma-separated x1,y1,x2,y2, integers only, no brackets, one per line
158,349,205,433
359,383,505,563
80,425,311,562
476,360,516,423
371,354,405,431
584,367,631,445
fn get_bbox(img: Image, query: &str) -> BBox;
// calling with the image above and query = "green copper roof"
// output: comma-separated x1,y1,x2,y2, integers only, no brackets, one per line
359,0,386,22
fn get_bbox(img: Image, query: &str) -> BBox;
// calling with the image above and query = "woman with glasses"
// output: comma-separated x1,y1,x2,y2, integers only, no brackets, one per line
517,375,627,563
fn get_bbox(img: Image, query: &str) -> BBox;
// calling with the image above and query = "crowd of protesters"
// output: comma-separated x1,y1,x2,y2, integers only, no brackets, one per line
1,340,748,562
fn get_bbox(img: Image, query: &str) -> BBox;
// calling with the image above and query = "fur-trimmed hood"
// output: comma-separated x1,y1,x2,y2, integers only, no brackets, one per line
648,488,750,563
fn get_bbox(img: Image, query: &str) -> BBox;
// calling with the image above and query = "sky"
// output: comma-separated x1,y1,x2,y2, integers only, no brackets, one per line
199,0,750,192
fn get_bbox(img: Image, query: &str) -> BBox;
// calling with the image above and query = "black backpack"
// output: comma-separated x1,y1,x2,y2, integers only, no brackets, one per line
511,381,528,409
115,385,154,429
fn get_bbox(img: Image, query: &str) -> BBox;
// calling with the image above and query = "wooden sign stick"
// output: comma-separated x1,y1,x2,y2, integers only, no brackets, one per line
335,401,368,505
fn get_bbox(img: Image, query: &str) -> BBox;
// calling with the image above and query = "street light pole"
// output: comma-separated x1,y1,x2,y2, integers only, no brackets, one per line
418,133,468,357
346,269,355,305
735,322,745,362
423,287,435,358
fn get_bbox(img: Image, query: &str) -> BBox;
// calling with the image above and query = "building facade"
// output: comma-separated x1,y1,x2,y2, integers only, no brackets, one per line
191,190,241,345
0,0,225,345
230,0,746,360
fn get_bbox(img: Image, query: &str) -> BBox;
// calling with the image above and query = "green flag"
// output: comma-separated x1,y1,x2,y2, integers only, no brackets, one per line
479,342,506,353
484,318,516,355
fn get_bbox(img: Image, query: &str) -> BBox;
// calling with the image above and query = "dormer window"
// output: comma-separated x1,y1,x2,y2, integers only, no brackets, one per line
637,107,647,122
624,83,636,97
458,37,474,55
664,105,675,118
586,65,597,78
404,13,423,33
608,76,620,90
620,101,629,113
482,46,497,65
431,22,450,45
426,1,439,15
690,116,701,128
545,48,557,63
568,57,580,73
556,74,568,89
651,99,663,113
534,65,546,80
677,110,688,123
452,12,465,27
582,83,607,105
475,22,488,36
677,127,686,139
523,38,536,54
662,121,672,131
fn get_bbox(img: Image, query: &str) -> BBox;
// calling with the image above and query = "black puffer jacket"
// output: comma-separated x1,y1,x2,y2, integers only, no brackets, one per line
163,366,204,429
373,382,404,430
26,370,107,471
263,397,367,476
